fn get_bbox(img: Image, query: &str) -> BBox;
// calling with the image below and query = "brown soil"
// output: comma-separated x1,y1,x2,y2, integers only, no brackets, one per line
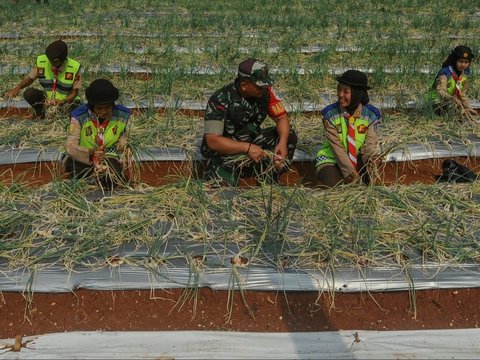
1,288,479,338
1,157,479,187
1,156,479,340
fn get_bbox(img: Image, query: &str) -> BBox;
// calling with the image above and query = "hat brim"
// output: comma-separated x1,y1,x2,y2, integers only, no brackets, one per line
255,80,272,87
87,92,119,105
336,76,372,90
254,76,273,87
48,57,66,64
88,98,118,105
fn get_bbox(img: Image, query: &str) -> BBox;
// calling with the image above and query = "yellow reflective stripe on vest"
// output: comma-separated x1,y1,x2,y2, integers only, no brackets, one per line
36,55,80,100
315,116,369,166
79,119,127,151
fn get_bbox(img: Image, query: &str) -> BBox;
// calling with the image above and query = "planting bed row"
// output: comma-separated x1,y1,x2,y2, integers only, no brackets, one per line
1,1,480,357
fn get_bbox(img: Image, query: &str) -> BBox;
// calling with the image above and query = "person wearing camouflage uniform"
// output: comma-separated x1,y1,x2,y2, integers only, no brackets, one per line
201,58,297,185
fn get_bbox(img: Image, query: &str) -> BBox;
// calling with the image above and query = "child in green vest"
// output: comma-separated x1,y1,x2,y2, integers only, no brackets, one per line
315,70,381,187
63,79,131,189
426,45,477,121
5,40,81,119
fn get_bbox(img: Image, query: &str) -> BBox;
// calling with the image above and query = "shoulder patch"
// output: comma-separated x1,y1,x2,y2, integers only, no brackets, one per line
113,104,131,122
363,104,382,123
268,86,283,101
438,66,452,78
71,104,89,124
321,102,341,121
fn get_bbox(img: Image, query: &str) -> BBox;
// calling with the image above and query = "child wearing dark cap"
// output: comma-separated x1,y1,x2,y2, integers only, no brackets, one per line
426,45,477,121
4,39,81,119
315,70,381,187
64,79,131,190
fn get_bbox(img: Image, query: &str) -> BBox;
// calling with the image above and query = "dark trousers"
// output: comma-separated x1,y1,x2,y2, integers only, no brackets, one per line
64,156,127,189
315,164,345,188
316,157,370,188
204,127,298,186
23,88,80,119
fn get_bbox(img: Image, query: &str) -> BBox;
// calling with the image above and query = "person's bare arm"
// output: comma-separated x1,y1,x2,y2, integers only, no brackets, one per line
5,77,34,98
272,113,290,160
204,133,266,163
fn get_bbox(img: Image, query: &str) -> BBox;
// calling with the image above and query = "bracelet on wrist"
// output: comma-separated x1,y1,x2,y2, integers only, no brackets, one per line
246,143,252,154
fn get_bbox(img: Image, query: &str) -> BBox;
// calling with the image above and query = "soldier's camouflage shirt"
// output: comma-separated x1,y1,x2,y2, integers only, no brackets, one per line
201,82,287,158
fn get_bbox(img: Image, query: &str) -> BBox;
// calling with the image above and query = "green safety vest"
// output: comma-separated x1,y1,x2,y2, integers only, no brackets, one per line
36,55,81,101
73,104,130,155
315,103,380,167
427,66,468,104
79,119,127,152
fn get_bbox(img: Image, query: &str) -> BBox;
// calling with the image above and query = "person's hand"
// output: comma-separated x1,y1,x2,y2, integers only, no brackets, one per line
246,143,267,163
453,96,464,108
274,142,288,160
5,87,20,98
344,171,359,184
273,143,288,170
45,99,65,106
94,149,105,164
93,148,108,172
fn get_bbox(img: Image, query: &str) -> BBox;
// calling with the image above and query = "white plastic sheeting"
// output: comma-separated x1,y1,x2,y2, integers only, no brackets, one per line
1,255,479,293
385,137,480,161
0,147,316,164
1,329,479,359
1,137,480,165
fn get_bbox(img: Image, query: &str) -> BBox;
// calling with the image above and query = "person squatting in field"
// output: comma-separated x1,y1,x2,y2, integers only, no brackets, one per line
5,40,81,119
315,70,382,188
426,45,478,122
201,58,298,186
63,79,132,189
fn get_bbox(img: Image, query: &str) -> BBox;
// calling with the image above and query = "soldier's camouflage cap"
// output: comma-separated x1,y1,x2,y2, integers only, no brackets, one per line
237,58,273,87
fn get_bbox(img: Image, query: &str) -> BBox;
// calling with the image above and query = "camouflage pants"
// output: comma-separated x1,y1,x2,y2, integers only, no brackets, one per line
203,127,297,186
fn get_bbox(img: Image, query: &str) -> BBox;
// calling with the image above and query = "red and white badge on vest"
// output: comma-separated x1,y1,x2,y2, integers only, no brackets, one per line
357,124,367,134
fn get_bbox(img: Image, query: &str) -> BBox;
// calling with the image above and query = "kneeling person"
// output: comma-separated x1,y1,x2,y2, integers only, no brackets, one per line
5,40,81,119
315,70,381,187
201,58,297,186
64,79,130,189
